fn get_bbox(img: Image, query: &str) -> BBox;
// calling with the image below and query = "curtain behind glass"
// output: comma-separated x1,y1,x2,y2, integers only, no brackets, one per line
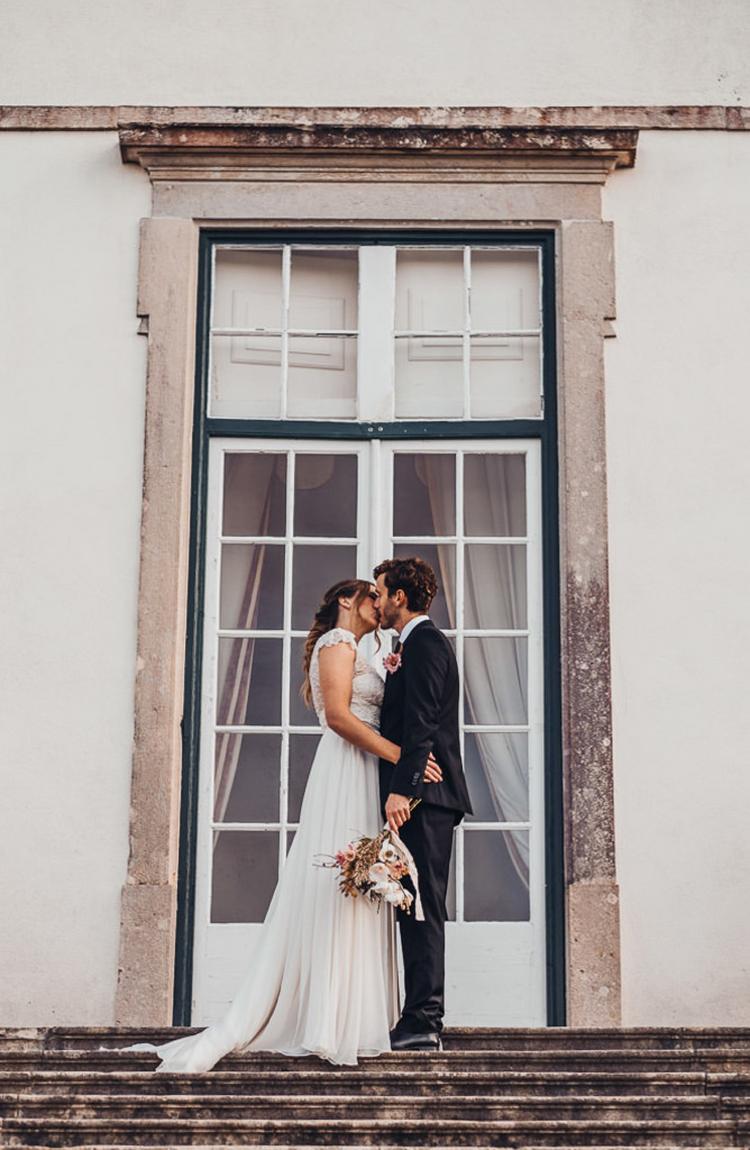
214,456,277,831
421,453,529,888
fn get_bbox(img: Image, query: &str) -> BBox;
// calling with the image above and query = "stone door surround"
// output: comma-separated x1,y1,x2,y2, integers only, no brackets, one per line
113,109,632,1027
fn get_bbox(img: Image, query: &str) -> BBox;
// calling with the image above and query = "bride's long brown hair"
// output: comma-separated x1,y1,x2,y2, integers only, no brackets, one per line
301,578,376,707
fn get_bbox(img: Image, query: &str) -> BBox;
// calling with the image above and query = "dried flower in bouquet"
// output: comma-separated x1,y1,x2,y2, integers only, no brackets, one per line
315,798,424,919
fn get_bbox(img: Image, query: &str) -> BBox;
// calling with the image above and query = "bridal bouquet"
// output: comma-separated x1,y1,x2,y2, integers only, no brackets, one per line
316,799,424,919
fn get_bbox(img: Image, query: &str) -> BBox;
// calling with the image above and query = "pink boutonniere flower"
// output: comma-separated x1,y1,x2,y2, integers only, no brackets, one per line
383,652,402,675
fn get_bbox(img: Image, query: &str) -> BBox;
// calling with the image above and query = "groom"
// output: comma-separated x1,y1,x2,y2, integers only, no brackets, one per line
373,556,473,1052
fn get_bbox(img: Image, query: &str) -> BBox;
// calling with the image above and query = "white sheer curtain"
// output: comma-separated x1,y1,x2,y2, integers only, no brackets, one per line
214,453,338,827
420,453,529,887
213,456,277,827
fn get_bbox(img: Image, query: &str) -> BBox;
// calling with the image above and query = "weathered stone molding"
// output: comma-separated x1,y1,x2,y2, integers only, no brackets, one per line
117,119,635,219
118,124,638,177
2,104,750,131
115,218,198,1025
117,112,623,1027
558,219,620,1024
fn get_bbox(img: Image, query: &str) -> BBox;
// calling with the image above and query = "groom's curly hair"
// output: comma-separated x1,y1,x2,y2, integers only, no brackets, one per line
373,556,438,612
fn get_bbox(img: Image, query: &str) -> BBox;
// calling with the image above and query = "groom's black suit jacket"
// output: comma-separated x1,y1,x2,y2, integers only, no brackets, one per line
379,618,473,821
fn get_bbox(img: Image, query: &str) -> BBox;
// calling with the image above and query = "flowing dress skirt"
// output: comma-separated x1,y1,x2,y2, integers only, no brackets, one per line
127,729,399,1070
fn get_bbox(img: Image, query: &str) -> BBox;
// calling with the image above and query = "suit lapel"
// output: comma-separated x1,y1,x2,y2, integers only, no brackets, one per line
382,618,436,709
401,617,436,649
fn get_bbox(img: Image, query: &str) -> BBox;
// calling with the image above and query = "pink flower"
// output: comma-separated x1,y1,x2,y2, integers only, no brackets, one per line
383,652,402,675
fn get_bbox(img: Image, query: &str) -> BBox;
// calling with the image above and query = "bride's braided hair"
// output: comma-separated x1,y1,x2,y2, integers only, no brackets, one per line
301,578,374,707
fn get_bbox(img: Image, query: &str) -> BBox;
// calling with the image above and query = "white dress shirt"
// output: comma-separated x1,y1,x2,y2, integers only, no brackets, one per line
398,614,430,646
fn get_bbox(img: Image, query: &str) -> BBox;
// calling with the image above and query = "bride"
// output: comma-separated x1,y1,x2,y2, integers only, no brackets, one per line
127,577,442,1070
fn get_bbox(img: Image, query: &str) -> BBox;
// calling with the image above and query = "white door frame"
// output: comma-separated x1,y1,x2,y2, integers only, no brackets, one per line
192,436,545,1026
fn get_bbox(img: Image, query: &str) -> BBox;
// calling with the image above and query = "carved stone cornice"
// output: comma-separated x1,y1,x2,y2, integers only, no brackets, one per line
119,122,638,185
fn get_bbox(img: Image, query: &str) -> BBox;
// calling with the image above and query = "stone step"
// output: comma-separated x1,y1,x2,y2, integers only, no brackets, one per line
4,1067,740,1097
31,1146,721,1150
0,1114,744,1146
4,1029,749,1146
4,1091,746,1123
5,1048,750,1075
23,1145,721,1150
4,1026,750,1053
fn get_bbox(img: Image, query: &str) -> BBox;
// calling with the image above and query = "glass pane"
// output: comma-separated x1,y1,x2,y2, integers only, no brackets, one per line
464,454,525,538
395,335,464,419
469,249,541,419
211,831,278,923
211,332,282,419
213,732,281,822
288,335,357,419
393,544,455,630
220,544,285,630
213,248,283,331
289,637,313,727
393,453,455,537
464,545,527,630
464,733,529,823
470,335,541,419
470,249,540,333
289,733,321,822
222,452,287,537
291,545,357,631
294,454,357,538
217,637,282,726
464,830,529,921
395,250,464,332
289,249,358,330
463,637,527,725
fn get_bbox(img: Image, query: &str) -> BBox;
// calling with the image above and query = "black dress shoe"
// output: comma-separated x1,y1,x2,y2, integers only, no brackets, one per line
389,1028,442,1052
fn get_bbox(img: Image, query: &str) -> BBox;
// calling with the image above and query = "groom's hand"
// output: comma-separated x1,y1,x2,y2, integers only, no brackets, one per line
386,793,412,834
423,753,443,784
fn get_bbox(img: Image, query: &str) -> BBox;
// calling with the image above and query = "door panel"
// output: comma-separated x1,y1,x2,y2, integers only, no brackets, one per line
381,442,545,1024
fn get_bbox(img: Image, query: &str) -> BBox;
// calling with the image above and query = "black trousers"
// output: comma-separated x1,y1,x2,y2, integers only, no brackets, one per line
396,802,457,1034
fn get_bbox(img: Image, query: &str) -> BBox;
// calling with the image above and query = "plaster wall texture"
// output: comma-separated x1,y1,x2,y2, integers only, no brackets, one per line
603,130,750,1024
0,132,150,1023
1,0,749,107
1,126,750,1027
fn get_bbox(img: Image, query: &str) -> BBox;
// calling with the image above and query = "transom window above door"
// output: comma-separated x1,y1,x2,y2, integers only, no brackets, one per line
209,244,543,421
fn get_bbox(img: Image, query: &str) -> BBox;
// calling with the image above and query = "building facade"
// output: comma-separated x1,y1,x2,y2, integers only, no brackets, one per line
2,1,750,1031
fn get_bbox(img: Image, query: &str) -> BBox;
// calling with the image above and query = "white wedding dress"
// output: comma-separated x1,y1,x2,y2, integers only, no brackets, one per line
127,627,399,1070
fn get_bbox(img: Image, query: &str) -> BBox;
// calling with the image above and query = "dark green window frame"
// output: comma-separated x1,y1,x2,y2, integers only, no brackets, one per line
174,228,565,1026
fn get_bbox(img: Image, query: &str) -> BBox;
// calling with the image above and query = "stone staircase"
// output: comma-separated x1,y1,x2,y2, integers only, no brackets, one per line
1,1027,750,1146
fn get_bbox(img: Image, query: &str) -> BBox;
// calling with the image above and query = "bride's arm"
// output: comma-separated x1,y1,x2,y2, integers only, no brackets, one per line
317,645,442,784
317,644,401,762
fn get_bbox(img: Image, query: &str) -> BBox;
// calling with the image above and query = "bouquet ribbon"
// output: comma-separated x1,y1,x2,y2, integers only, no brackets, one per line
389,829,425,922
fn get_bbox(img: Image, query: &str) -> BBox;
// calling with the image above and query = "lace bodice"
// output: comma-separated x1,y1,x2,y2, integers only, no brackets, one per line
309,627,384,730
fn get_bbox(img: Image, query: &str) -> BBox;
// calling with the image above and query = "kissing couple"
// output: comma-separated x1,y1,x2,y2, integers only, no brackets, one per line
127,556,472,1069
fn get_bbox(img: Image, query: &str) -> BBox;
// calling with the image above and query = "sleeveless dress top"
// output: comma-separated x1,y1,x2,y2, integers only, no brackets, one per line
309,627,384,730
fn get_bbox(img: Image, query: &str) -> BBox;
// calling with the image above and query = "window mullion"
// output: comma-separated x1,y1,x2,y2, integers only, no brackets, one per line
280,245,291,420
463,246,471,420
357,246,396,422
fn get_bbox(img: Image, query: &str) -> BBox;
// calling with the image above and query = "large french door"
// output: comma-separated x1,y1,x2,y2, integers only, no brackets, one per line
191,435,546,1026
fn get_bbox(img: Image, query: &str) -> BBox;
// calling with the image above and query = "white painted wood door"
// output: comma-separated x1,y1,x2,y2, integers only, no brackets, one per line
192,436,545,1026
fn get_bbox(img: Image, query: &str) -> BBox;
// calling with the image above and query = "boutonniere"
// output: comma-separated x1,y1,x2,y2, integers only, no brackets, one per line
383,652,402,675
